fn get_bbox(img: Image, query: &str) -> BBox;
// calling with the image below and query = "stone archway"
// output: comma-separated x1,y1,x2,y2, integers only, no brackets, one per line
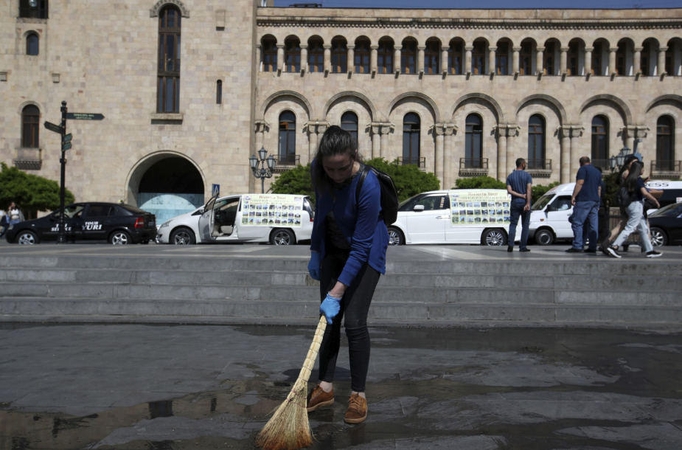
128,154,205,226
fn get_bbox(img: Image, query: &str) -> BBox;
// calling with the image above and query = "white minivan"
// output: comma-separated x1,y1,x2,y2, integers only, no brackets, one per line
156,193,314,245
528,183,576,245
387,189,510,246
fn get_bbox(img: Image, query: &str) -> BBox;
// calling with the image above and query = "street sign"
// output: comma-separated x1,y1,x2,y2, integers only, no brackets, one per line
44,121,64,134
62,133,72,145
62,143,72,151
66,112,104,121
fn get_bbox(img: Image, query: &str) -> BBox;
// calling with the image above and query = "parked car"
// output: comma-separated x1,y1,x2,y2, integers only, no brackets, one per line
648,202,682,247
529,182,575,245
387,189,509,246
4,202,156,245
156,193,314,245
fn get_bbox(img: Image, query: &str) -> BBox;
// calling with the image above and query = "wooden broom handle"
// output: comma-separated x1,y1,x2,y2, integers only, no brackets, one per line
297,315,327,384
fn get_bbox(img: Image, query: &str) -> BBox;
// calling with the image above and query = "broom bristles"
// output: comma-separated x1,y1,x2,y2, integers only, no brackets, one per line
256,316,327,450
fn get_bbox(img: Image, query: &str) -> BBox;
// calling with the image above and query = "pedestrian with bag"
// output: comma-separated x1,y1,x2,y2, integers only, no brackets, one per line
7,202,24,227
306,126,388,424
605,160,662,259
506,157,533,252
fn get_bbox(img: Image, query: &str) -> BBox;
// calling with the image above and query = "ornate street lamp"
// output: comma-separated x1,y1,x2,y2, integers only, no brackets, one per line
249,147,276,193
609,146,631,172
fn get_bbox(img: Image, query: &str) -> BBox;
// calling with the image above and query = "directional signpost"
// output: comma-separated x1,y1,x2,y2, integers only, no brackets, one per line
43,101,104,243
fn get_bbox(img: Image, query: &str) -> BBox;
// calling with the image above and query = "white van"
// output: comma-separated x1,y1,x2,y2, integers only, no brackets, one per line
529,182,576,245
156,193,314,245
387,189,510,246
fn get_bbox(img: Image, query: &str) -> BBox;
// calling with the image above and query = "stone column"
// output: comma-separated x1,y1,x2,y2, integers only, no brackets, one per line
370,44,378,75
441,47,448,75
488,46,497,75
347,44,355,74
306,122,328,164
634,47,642,76
584,47,593,77
609,47,618,76
496,126,508,181
560,47,568,75
323,44,331,74
536,47,544,75
442,125,457,189
380,124,392,158
465,45,473,75
254,120,268,152
300,44,308,74
371,124,381,159
277,44,284,72
658,46,668,76
417,45,425,74
512,46,521,75
394,45,402,74
561,126,583,183
433,124,446,182
256,44,262,72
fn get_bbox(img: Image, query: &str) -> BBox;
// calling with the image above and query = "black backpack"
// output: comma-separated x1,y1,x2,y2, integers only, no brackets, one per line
356,165,399,225
618,185,637,208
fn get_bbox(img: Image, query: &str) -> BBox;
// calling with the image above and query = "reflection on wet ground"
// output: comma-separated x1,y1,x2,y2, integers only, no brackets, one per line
2,324,682,449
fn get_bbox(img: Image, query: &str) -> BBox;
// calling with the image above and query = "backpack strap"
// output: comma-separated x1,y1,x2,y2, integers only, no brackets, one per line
355,164,369,200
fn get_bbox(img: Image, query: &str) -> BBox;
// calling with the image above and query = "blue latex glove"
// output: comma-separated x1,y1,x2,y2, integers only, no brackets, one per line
320,293,341,324
307,252,321,280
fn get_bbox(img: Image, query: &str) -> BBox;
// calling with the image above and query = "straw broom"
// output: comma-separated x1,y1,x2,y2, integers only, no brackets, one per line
256,315,327,450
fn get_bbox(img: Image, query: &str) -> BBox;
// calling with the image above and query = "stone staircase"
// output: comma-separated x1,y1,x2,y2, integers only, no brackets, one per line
0,245,680,329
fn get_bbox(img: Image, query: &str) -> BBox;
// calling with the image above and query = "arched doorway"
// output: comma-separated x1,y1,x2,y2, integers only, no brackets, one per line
129,154,205,225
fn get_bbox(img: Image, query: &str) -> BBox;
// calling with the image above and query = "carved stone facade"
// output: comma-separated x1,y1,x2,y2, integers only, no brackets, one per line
1,1,680,218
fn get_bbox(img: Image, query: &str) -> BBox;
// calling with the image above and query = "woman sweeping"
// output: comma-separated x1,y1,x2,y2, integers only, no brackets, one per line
306,125,388,424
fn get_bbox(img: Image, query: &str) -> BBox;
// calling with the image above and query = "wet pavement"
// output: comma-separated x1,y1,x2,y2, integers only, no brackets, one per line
2,322,682,450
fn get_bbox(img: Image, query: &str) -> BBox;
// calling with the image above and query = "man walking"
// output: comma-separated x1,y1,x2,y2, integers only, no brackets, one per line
506,158,533,252
567,156,601,253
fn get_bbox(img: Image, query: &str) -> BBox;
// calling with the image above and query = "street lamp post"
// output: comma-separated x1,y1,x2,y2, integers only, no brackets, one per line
609,146,632,172
249,147,277,193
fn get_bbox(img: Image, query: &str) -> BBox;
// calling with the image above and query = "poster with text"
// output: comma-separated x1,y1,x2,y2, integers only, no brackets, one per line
241,194,305,227
448,190,510,226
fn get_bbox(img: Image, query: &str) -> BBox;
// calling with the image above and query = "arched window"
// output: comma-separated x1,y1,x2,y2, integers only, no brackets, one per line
354,37,370,74
640,39,656,77
472,40,486,75
616,39,633,76
592,40,606,76
378,37,394,74
284,37,301,72
528,115,545,169
544,40,558,75
402,113,420,166
261,35,277,72
26,32,39,55
401,38,417,75
424,38,440,75
495,40,511,75
278,111,296,165
157,5,181,113
656,116,675,171
520,39,534,76
340,112,358,147
591,116,609,166
22,105,40,148
448,39,464,75
665,38,682,76
308,36,324,73
216,80,222,105
331,36,347,73
567,39,582,76
465,114,483,168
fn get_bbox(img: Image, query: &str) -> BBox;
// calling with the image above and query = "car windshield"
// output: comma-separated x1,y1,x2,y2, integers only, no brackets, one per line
398,193,427,212
531,193,553,211
649,202,682,218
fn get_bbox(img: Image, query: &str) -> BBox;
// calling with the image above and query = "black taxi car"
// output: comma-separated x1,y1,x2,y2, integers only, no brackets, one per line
4,202,156,245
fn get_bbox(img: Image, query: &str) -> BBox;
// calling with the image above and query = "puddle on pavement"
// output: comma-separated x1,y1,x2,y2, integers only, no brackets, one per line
3,325,682,449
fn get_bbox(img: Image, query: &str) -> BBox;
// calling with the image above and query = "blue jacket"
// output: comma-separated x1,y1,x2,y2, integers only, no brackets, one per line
310,167,388,287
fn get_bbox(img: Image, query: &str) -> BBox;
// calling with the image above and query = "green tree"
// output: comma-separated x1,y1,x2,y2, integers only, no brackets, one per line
532,182,560,201
455,176,505,189
0,163,75,219
270,158,440,202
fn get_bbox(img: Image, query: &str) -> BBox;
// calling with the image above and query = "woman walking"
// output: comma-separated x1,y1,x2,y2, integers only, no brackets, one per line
605,161,662,259
306,126,388,424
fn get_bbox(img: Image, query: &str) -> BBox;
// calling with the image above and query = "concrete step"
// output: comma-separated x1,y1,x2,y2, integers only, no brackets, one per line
0,245,680,329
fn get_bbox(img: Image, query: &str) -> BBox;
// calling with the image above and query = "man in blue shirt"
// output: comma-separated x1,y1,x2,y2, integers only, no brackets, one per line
567,156,602,253
506,158,533,252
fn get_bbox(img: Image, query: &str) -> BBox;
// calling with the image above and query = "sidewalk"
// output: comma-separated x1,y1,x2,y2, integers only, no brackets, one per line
2,322,682,449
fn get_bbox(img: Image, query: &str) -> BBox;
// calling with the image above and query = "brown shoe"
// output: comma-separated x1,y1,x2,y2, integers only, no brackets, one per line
344,393,367,424
307,384,334,412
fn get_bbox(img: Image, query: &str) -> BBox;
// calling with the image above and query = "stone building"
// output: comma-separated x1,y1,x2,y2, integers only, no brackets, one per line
2,0,681,221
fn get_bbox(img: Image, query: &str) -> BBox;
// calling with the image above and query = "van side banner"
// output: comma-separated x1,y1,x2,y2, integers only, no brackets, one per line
241,194,305,227
448,189,511,226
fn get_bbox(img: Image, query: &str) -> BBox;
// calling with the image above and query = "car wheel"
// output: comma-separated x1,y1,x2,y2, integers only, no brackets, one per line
170,227,196,245
17,230,38,245
270,228,295,245
650,227,667,247
534,228,555,246
109,230,131,245
387,226,405,245
482,228,507,246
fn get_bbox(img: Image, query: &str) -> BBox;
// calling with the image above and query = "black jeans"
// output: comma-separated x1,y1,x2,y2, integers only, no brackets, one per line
317,251,380,393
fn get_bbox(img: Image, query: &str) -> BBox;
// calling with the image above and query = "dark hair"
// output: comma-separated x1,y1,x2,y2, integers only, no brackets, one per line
624,160,643,193
311,125,359,192
515,158,525,168
579,156,591,166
